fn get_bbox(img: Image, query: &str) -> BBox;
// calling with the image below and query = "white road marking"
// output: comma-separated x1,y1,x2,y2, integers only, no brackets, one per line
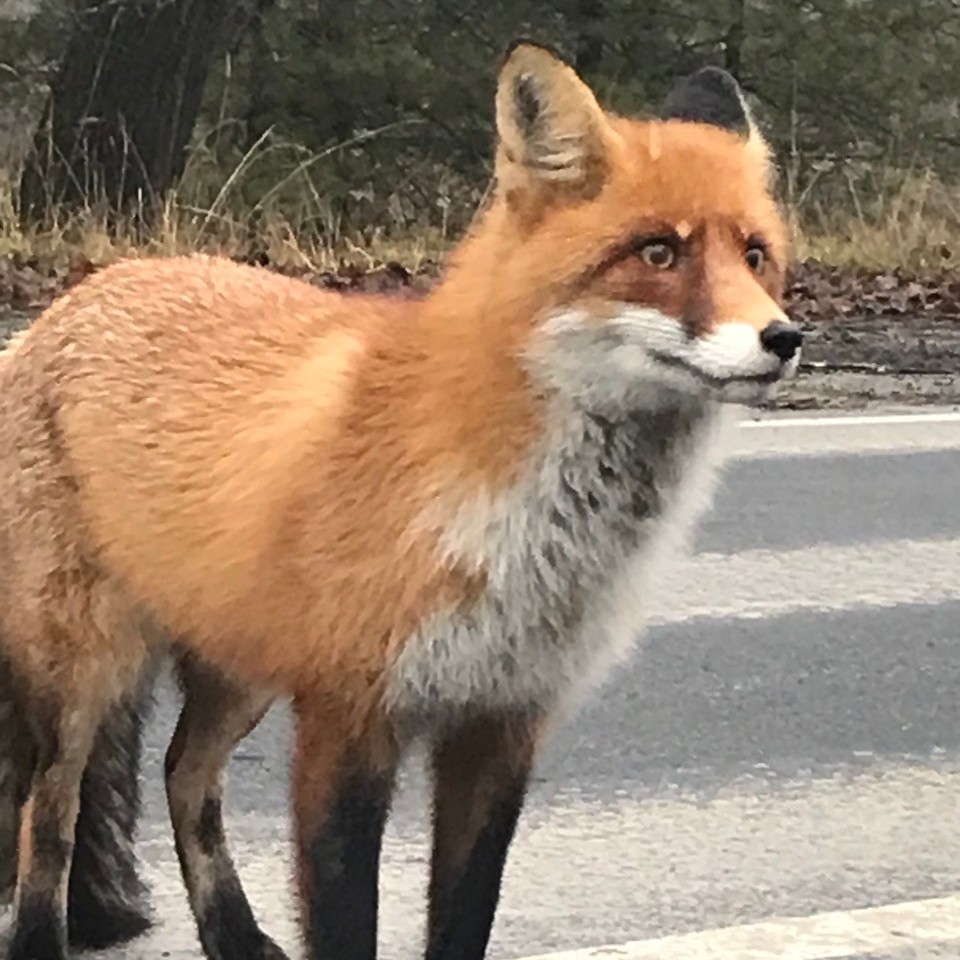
728,408,960,459
646,535,960,626
515,892,960,959
739,411,960,429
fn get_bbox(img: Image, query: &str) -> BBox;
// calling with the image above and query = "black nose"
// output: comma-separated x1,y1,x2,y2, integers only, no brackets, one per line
759,320,803,362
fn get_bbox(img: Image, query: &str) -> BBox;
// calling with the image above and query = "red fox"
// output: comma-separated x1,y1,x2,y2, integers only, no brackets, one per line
0,40,799,960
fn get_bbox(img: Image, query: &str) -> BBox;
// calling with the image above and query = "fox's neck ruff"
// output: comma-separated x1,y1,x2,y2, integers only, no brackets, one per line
385,335,728,727
346,216,754,728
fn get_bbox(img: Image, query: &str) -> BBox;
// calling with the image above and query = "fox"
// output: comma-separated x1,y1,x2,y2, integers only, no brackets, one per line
0,39,800,960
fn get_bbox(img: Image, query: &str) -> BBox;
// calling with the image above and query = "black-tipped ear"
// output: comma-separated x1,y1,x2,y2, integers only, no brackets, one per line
661,66,753,137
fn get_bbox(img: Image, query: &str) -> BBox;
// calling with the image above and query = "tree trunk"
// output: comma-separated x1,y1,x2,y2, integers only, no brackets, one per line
19,0,247,230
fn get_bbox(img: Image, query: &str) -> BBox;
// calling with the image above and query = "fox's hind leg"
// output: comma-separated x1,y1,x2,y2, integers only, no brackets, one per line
0,649,154,942
424,712,539,960
4,557,149,960
7,681,119,960
3,660,152,948
164,651,284,960
66,667,156,950
0,651,33,907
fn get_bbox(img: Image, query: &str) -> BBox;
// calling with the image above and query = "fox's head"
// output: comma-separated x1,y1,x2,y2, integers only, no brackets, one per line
453,41,799,411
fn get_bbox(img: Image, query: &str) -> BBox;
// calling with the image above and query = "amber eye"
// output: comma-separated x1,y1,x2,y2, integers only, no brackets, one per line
746,243,766,272
639,240,676,269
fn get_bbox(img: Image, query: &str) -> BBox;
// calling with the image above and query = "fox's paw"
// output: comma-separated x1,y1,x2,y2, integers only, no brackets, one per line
67,900,153,951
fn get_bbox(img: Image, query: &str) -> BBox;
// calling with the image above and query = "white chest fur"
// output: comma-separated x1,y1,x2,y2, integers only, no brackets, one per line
385,400,732,725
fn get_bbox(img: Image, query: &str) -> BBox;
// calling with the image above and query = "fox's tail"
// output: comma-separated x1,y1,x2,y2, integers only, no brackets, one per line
0,647,157,948
66,671,157,949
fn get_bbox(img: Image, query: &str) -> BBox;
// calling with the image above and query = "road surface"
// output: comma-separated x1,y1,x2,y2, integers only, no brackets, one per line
5,406,960,959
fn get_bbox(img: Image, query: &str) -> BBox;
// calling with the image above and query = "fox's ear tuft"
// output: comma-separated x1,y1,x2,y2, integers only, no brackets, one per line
495,40,612,207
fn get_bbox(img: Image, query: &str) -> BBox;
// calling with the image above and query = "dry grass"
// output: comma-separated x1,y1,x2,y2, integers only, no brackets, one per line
0,140,957,277
788,169,959,273
0,123,459,275
0,176,448,276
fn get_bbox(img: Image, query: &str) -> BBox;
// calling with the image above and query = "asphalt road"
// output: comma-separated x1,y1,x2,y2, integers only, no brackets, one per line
5,406,960,959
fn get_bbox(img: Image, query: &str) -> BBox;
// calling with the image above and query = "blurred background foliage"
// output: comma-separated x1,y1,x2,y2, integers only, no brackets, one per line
0,0,957,269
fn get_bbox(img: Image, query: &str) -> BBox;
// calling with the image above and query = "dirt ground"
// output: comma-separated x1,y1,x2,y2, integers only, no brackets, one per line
777,259,960,409
1,255,957,411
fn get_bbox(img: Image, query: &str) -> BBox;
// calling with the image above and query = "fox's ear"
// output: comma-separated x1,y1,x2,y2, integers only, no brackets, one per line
495,40,613,210
661,66,771,166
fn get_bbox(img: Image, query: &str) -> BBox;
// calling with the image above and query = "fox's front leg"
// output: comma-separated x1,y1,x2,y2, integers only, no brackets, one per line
165,653,282,960
292,701,398,960
425,712,539,960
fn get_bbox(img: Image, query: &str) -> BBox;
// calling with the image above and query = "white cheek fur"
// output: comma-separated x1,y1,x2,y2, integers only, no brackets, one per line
528,306,791,404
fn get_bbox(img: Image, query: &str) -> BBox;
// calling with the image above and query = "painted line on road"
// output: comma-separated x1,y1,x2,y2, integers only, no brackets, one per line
645,535,960,626
516,892,960,959
740,411,960,428
730,409,960,459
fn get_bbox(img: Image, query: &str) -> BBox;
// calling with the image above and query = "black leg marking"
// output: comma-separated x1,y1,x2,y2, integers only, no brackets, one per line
184,790,286,960
197,872,288,960
7,894,68,960
425,784,527,960
425,715,536,960
196,794,225,855
8,788,75,960
67,678,154,950
302,766,394,960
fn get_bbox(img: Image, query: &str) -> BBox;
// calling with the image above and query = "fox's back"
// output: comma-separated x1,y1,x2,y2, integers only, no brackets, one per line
11,254,377,421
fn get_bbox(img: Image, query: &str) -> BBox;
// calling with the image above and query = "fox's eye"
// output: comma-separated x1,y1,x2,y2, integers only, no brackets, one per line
746,244,766,271
639,241,676,269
